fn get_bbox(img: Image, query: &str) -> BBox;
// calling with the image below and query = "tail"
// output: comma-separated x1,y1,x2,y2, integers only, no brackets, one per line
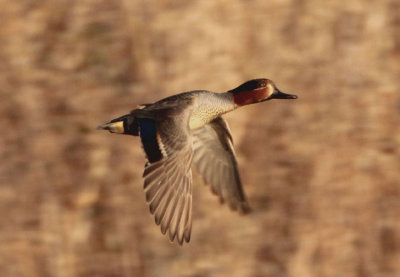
97,114,139,136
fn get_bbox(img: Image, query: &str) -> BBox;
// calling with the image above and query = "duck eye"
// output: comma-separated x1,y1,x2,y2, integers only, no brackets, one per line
259,81,266,88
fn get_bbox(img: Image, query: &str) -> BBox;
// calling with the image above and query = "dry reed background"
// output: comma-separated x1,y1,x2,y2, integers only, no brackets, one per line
0,0,400,276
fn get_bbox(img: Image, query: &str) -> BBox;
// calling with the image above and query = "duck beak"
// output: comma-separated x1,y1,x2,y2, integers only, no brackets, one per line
96,121,125,133
266,88,298,101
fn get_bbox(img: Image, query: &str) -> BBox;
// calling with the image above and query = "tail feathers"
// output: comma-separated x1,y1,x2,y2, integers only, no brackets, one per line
97,114,139,136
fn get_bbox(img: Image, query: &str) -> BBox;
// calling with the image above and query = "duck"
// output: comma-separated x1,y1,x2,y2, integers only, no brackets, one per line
97,78,297,245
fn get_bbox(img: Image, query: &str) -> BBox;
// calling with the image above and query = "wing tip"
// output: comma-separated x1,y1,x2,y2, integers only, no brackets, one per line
239,203,252,214
168,229,191,246
228,201,252,214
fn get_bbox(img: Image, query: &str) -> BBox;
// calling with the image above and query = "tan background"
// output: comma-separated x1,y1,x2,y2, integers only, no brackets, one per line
1,0,400,276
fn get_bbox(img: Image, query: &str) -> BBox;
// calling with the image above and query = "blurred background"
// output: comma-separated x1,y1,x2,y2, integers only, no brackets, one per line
1,0,399,276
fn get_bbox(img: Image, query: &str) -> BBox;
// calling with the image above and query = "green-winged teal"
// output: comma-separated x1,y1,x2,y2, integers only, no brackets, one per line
97,79,297,245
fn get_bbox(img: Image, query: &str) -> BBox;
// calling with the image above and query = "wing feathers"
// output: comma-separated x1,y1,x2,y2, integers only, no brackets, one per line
160,191,180,234
139,115,193,245
138,113,250,245
192,117,251,213
183,194,192,242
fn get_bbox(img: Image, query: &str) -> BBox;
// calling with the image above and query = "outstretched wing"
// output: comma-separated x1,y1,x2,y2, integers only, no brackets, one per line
138,115,193,245
192,117,250,213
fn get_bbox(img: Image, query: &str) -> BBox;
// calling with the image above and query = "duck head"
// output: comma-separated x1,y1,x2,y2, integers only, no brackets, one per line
230,79,297,106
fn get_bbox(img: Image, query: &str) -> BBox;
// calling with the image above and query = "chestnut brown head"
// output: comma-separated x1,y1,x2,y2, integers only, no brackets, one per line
230,79,297,106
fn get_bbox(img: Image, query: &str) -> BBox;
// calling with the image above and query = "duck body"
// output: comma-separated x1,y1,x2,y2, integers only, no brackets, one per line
97,79,297,245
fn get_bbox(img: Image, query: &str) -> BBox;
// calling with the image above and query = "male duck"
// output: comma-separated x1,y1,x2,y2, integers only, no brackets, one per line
97,78,297,245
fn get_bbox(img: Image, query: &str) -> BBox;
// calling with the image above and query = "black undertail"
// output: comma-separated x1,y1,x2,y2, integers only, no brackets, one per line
111,114,139,136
